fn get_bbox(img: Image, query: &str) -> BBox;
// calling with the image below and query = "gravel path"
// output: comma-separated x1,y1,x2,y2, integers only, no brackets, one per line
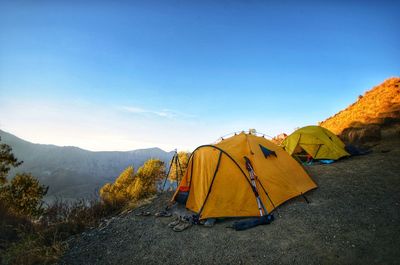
59,138,400,265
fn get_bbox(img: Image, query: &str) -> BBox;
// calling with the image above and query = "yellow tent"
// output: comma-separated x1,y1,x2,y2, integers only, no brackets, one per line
172,132,317,220
282,126,350,160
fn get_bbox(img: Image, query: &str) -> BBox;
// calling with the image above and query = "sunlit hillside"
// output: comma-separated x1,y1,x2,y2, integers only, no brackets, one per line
320,77,400,142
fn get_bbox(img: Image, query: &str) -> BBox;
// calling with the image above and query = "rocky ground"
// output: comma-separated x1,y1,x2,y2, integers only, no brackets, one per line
59,138,400,265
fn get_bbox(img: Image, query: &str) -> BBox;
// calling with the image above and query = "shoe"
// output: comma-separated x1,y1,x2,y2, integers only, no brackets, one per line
155,210,172,217
135,211,151,216
168,215,181,228
172,217,192,232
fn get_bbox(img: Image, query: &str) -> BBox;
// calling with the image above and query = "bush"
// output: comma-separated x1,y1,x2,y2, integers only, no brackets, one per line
0,200,33,252
0,137,22,184
131,159,165,200
0,197,122,265
100,159,166,205
1,234,64,265
0,137,124,265
0,173,48,217
100,166,135,205
0,136,167,264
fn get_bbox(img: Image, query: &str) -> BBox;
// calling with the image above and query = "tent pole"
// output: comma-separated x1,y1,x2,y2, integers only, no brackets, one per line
301,192,310,204
256,179,280,217
174,152,179,189
314,144,322,159
176,153,184,180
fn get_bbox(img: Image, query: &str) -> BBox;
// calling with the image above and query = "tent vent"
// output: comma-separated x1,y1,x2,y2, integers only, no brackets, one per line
259,144,277,158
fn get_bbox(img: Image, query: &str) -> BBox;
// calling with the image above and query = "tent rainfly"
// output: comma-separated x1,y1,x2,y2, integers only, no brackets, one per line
172,132,317,220
282,126,350,160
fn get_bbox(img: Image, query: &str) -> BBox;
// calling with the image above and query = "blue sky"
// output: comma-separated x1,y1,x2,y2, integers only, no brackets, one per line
0,1,399,151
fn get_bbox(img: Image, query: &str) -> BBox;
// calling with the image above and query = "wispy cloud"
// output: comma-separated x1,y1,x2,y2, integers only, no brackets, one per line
119,106,194,119
0,99,208,151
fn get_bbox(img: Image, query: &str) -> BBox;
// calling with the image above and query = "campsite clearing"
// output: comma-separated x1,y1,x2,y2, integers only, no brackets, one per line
59,137,400,265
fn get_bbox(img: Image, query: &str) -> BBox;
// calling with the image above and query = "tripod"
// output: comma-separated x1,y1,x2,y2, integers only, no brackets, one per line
161,149,183,191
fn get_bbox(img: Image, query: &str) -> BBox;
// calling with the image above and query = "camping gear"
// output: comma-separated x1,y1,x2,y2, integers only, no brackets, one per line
231,215,274,231
243,156,268,216
172,216,192,232
155,210,172,217
168,215,181,228
319,159,335,164
171,132,317,220
345,144,371,156
161,149,184,191
282,126,350,160
174,186,189,204
243,156,275,228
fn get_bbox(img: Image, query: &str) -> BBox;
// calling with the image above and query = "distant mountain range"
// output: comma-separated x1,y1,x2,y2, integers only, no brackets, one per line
0,130,174,202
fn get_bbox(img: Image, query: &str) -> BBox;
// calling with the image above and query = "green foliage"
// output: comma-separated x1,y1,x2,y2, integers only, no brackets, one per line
100,159,165,205
0,137,22,185
0,137,47,218
0,173,48,217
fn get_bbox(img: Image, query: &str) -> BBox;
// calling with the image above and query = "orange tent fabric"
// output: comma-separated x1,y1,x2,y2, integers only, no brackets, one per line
173,133,317,219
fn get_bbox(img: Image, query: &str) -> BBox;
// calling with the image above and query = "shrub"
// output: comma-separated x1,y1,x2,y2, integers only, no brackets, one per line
0,173,48,217
100,159,166,205
1,197,122,265
0,200,33,252
100,166,135,205
0,137,22,184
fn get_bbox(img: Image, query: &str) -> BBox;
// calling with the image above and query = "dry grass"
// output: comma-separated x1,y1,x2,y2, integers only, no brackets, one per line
320,77,400,143
0,198,124,265
1,158,164,265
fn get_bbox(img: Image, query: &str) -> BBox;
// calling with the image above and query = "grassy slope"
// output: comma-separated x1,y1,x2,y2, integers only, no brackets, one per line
320,77,400,135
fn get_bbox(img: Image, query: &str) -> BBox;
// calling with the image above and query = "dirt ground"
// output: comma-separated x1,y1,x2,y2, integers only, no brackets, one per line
59,137,400,265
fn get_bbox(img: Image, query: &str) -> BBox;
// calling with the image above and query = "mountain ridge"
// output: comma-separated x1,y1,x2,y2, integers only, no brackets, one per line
0,129,174,201
0,130,168,153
